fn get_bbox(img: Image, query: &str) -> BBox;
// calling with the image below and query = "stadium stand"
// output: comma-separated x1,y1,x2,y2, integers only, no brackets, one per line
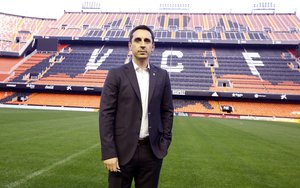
0,56,22,81
9,44,297,95
9,53,54,82
6,93,100,108
0,11,300,120
35,12,300,43
0,91,15,100
210,47,300,94
174,99,300,118
0,12,55,55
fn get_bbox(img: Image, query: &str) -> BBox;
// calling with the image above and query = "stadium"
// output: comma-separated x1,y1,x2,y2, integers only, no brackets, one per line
0,1,300,187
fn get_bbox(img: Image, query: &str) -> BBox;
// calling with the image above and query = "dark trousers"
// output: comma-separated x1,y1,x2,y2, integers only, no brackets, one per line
108,141,163,188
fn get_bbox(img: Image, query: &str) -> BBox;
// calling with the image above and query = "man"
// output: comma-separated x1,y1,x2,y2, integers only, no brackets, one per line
99,25,174,188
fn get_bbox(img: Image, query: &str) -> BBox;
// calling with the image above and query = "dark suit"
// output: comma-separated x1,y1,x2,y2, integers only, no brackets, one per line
100,61,173,164
99,61,173,187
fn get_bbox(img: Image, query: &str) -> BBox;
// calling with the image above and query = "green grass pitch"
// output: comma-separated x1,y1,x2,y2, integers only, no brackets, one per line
0,108,300,188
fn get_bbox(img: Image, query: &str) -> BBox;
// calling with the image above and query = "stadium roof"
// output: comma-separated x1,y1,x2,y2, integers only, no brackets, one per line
0,0,299,19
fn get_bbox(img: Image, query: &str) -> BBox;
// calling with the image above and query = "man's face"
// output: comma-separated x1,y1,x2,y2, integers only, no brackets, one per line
129,29,155,61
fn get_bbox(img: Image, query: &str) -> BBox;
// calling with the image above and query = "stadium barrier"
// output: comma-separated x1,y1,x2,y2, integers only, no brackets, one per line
174,112,300,123
0,103,97,112
1,82,300,101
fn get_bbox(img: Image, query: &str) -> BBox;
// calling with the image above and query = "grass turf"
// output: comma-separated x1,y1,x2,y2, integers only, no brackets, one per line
0,108,299,188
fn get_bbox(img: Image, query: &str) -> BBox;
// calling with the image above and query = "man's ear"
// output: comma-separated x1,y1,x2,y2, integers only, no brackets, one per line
128,42,132,50
152,43,155,52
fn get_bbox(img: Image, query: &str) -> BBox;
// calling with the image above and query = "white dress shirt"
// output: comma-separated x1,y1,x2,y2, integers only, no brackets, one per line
132,61,150,139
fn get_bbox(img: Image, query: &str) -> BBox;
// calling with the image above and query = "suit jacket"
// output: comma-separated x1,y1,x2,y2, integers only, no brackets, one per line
99,61,174,165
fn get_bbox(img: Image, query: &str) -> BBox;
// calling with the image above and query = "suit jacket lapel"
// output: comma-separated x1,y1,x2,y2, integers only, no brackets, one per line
148,64,157,104
124,62,141,102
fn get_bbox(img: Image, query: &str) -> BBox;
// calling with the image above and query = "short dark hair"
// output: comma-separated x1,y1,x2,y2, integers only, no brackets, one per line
129,25,155,43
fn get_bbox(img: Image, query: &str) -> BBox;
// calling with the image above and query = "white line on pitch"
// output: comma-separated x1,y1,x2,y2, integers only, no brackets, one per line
5,143,99,188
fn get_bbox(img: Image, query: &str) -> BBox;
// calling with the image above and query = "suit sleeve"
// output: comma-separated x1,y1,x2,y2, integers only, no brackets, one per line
160,70,174,148
99,69,119,160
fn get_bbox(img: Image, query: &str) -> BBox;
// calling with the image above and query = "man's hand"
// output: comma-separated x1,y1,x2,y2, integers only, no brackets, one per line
103,157,121,172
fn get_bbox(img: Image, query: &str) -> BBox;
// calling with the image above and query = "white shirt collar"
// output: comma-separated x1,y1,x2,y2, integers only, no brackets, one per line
132,61,150,71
